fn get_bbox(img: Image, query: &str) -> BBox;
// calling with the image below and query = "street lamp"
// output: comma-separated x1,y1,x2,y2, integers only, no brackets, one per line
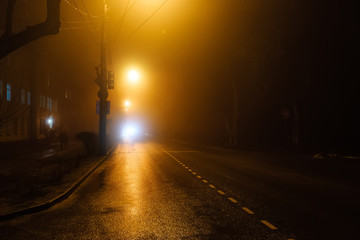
96,0,108,155
124,99,131,112
127,69,140,84
124,100,131,107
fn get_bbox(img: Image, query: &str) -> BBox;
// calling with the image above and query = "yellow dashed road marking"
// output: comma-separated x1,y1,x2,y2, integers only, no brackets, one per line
162,147,292,237
228,197,238,203
242,207,255,215
261,220,278,230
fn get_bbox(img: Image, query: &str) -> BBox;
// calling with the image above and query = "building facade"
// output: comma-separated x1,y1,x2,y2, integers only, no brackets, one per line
0,39,74,142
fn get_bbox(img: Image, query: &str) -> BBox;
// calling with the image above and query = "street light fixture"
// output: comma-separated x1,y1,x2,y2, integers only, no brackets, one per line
124,100,131,107
127,69,140,84
123,99,131,112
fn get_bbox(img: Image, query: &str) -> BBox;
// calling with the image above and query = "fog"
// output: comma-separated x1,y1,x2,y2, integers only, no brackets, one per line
1,0,358,151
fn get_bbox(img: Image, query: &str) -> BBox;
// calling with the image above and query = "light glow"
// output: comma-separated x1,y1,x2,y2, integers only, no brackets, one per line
127,70,140,83
47,116,54,129
124,100,131,107
121,123,140,143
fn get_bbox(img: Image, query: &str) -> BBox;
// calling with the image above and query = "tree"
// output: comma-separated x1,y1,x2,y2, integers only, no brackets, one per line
0,0,61,59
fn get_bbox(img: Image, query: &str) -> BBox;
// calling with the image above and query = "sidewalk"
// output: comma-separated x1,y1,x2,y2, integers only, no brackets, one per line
0,139,109,218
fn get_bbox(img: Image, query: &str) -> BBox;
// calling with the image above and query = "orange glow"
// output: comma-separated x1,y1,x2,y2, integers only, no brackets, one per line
124,100,131,107
127,69,140,83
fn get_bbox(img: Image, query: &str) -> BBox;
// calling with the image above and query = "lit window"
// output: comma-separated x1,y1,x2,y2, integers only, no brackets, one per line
27,91,31,106
21,89,25,104
47,97,50,109
6,83,11,101
49,98,52,111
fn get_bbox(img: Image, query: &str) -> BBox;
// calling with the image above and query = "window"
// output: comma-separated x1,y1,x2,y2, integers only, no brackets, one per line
47,97,50,110
6,83,11,101
21,89,25,104
27,91,31,106
49,98,52,112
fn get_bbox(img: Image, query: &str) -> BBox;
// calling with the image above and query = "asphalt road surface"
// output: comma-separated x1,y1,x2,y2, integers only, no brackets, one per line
0,141,359,239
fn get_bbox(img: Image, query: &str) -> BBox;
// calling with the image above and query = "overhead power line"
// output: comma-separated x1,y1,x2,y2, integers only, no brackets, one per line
108,0,132,48
64,0,100,18
60,14,84,42
71,0,97,44
80,0,99,31
126,0,169,40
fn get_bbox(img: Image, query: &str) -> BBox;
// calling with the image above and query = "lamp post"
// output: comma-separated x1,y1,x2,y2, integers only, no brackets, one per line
96,0,108,155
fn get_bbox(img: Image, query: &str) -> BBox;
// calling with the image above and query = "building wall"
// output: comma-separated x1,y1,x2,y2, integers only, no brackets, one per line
1,0,79,142
0,41,73,142
0,47,32,142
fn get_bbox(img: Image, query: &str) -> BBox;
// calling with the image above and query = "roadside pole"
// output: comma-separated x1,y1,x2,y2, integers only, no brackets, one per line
97,0,108,155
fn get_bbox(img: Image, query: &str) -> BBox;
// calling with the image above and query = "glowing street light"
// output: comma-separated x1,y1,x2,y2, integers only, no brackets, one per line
124,100,131,107
127,69,140,84
123,99,131,112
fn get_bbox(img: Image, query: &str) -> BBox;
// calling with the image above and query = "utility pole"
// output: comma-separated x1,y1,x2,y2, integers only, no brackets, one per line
97,0,108,155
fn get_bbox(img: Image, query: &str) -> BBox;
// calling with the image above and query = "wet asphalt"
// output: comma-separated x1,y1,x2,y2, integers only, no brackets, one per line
0,141,358,239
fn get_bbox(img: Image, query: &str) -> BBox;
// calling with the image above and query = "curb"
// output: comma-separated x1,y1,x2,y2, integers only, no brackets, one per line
0,145,117,222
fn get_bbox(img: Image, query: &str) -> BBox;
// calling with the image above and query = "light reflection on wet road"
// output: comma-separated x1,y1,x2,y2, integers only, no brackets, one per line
0,142,297,239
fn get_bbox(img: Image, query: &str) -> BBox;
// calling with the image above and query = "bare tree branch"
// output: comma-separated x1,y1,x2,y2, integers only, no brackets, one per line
0,0,61,59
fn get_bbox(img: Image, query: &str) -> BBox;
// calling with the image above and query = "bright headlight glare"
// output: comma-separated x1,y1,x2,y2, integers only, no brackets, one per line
121,124,141,141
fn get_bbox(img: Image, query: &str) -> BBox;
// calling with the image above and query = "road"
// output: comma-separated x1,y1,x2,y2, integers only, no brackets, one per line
0,141,359,239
